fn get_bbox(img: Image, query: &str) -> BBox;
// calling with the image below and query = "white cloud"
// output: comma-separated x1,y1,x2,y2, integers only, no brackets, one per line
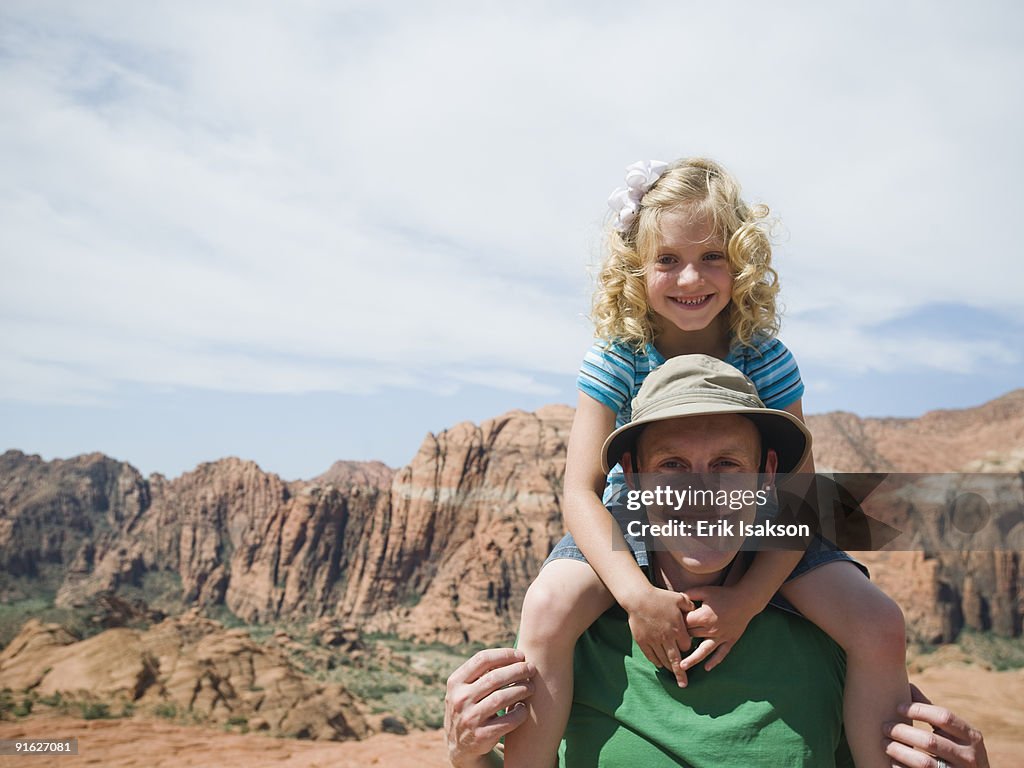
785,319,1019,376
1,1,1022,406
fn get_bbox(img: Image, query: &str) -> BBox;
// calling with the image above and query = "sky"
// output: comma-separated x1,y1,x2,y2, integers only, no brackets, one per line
1,1,1022,480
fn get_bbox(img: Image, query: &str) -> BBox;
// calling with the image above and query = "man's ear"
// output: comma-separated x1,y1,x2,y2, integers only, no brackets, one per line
622,451,639,490
762,448,779,488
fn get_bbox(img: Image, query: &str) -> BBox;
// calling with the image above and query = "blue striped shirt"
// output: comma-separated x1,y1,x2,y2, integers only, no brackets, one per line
577,336,805,502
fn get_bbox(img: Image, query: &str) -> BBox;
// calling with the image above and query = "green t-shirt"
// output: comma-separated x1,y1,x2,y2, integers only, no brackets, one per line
559,606,853,767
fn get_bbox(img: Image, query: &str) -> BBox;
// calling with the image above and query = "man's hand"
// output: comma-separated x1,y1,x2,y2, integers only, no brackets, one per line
884,684,990,768
444,648,536,768
679,584,760,673
622,583,695,687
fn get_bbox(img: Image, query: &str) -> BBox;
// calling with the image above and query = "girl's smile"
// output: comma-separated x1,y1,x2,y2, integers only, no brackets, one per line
668,294,714,308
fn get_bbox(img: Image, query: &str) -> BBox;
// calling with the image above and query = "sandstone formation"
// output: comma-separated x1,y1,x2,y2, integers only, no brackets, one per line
314,460,394,491
807,390,1024,643
807,389,1024,474
0,452,392,625
0,391,1021,648
0,612,369,741
0,451,150,598
346,405,573,644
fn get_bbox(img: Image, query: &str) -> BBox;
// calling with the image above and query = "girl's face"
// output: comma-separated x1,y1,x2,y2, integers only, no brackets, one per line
645,208,733,336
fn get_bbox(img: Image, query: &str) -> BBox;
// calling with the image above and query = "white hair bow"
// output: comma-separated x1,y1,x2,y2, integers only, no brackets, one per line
607,160,669,232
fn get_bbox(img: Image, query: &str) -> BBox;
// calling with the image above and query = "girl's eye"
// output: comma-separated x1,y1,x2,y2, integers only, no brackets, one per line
703,252,725,261
655,255,676,265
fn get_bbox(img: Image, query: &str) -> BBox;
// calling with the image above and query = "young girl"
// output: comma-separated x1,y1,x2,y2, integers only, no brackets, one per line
504,158,909,768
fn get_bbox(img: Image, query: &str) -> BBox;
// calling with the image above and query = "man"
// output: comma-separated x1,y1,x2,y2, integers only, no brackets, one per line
449,355,847,767
445,356,989,767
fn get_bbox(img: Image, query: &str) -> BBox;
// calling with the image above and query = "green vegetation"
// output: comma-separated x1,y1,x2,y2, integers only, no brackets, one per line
343,664,409,701
0,687,137,722
364,632,488,658
0,595,93,649
12,698,32,717
0,569,184,652
955,628,1024,671
1,690,34,720
910,628,1024,672
115,570,186,618
245,624,279,642
215,623,476,732
326,634,480,731
154,702,179,719
37,692,63,707
203,603,249,630
78,702,112,720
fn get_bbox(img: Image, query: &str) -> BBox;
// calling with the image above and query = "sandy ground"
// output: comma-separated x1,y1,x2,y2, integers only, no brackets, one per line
1,665,1020,767
0,716,449,767
908,664,1023,766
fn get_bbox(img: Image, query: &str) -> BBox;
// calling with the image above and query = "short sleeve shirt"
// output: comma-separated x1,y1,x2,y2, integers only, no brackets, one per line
559,605,852,767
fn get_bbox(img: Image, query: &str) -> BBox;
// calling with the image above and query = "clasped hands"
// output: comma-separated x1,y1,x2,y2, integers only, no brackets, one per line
622,582,759,688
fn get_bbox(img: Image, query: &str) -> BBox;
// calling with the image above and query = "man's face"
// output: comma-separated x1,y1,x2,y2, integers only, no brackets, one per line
628,414,776,575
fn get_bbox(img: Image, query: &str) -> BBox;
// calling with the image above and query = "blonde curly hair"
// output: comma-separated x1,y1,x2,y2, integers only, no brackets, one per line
592,157,779,350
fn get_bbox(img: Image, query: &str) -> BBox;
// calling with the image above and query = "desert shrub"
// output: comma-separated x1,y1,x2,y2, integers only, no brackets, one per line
12,697,32,717
38,692,63,707
79,702,111,720
154,702,178,719
957,629,1024,671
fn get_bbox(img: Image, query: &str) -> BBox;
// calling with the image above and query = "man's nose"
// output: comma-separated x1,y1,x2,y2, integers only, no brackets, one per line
692,470,718,488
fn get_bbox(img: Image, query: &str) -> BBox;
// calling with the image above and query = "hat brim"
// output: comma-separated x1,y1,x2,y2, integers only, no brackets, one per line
602,401,811,475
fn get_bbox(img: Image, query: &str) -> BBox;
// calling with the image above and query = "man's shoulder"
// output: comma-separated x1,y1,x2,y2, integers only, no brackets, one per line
563,606,851,767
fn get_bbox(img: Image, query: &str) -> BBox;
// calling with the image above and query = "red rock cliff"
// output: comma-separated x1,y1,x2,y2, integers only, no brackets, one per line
1,391,1021,646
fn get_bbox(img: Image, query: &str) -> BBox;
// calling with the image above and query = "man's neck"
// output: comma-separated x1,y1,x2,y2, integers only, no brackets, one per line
652,552,733,592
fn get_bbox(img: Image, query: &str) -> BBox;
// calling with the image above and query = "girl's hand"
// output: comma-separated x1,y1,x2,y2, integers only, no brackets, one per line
623,584,695,688
883,684,990,768
679,584,760,673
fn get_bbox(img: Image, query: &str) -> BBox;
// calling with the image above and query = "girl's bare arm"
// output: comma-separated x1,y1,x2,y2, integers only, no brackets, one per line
563,391,693,677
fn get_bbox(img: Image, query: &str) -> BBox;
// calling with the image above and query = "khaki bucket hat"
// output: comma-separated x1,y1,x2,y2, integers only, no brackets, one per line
601,354,812,474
